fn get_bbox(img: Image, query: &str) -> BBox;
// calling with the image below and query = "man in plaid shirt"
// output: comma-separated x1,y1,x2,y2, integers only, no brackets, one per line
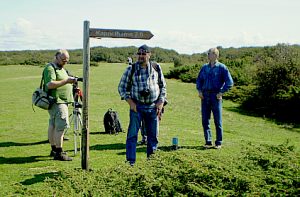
118,44,167,166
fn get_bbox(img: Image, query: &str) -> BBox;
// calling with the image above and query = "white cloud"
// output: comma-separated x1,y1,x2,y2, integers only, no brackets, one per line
0,18,45,50
0,1,300,54
1,18,299,55
0,18,79,51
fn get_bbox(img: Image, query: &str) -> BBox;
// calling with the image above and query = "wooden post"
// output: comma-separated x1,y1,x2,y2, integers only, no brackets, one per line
82,20,90,170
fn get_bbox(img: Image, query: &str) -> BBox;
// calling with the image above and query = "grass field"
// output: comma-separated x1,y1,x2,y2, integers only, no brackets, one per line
0,63,299,196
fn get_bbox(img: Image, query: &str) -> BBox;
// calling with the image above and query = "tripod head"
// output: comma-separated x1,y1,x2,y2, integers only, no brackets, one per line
73,77,83,88
75,77,83,82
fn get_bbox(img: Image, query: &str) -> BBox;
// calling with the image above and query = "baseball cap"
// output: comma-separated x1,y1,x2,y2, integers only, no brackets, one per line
138,44,151,53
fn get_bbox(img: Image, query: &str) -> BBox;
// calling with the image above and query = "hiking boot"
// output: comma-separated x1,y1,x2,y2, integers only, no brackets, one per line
125,160,135,167
50,150,56,157
203,144,213,149
54,152,72,161
51,150,67,156
137,140,147,145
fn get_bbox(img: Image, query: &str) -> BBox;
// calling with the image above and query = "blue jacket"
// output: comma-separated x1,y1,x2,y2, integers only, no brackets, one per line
196,61,233,94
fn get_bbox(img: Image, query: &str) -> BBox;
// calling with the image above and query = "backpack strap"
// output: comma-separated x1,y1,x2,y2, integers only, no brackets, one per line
126,63,136,92
39,73,45,89
150,61,163,87
44,63,58,94
151,61,159,72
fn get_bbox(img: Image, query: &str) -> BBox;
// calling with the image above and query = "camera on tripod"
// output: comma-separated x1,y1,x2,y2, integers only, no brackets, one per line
64,76,84,156
72,76,83,109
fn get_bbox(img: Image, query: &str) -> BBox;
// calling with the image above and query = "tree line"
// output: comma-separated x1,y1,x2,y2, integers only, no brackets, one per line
0,46,179,66
0,44,299,124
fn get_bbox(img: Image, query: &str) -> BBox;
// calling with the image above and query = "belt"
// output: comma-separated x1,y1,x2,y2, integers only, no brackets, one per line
137,102,155,106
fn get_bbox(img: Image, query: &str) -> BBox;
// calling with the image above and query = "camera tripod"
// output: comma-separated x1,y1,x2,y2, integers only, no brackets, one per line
64,80,83,156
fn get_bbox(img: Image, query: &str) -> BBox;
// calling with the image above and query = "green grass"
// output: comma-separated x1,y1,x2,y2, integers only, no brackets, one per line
0,64,299,196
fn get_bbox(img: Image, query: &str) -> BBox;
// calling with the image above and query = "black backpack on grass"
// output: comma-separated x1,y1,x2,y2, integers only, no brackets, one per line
103,108,123,134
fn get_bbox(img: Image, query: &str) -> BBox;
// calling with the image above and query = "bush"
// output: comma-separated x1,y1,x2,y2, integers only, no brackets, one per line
165,64,201,83
90,61,99,67
14,142,299,196
223,85,256,103
241,44,300,123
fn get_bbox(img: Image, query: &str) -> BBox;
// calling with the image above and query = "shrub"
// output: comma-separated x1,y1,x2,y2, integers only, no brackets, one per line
15,142,299,196
223,85,256,103
241,44,300,123
90,61,99,67
165,64,201,83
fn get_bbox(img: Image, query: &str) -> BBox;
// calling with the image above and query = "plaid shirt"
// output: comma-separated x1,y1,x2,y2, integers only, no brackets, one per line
118,62,166,104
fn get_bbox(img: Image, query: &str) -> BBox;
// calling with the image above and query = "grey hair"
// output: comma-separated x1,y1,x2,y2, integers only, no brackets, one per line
208,48,219,58
55,49,69,57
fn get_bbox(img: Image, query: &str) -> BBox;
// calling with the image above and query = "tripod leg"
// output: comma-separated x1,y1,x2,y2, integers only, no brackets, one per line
78,114,83,156
74,130,77,156
73,111,83,156
74,113,79,156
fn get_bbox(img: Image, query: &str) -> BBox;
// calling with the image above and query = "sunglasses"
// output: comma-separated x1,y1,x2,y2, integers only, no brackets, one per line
58,55,69,63
137,52,147,56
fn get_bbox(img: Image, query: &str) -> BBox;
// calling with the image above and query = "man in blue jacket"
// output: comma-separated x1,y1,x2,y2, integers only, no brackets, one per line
196,48,233,149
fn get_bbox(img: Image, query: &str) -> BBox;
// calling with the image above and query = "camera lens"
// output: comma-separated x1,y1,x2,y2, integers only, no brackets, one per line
140,89,150,97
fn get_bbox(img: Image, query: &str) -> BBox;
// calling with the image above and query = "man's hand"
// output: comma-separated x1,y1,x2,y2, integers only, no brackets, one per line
216,93,223,100
156,101,164,120
198,92,204,99
126,98,137,112
67,77,77,84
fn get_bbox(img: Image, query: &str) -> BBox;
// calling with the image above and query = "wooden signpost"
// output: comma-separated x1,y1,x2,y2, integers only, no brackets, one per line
81,21,153,170
89,28,154,40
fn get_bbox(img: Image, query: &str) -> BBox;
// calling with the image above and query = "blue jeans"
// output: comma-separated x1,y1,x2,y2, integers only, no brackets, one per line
140,118,159,142
201,93,223,146
126,104,158,163
140,119,147,141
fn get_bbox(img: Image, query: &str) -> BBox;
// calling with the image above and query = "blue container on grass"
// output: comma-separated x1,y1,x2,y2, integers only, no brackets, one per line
172,137,178,150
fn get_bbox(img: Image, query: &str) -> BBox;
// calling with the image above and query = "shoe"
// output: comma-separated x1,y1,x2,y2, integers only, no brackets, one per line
137,140,147,145
50,150,56,157
215,145,222,149
51,150,67,156
125,161,135,166
54,153,72,161
203,144,213,149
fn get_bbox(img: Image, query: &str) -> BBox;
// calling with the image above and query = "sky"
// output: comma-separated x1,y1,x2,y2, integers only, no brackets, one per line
0,0,299,54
